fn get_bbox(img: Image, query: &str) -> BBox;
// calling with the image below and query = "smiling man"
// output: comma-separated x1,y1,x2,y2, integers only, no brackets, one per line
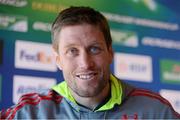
54,23,113,110
1,6,179,119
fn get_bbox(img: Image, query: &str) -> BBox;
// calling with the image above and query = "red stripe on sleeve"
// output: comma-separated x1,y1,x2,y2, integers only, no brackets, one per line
1,90,62,119
129,89,180,118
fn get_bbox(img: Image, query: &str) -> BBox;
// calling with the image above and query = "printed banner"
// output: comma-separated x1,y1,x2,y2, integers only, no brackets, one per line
114,53,152,82
13,75,56,104
15,40,57,72
160,59,180,84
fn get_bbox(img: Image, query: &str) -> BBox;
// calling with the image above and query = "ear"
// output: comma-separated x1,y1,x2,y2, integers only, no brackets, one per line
108,46,114,64
52,47,63,70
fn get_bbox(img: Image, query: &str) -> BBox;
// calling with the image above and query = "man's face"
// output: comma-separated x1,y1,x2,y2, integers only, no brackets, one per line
55,24,113,97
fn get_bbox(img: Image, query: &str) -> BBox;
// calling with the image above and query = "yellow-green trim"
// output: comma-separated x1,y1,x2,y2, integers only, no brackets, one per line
52,74,122,111
96,74,122,111
52,81,77,104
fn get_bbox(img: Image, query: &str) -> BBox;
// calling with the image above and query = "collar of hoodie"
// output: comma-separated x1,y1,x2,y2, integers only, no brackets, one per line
52,74,123,112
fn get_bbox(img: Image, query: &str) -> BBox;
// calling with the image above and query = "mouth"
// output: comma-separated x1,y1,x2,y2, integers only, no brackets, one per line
76,72,97,80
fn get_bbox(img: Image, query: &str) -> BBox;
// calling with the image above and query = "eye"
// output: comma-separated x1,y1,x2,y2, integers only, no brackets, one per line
89,46,101,54
66,48,79,56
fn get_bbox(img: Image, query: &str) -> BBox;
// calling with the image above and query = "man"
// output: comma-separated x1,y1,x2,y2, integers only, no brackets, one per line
1,6,179,119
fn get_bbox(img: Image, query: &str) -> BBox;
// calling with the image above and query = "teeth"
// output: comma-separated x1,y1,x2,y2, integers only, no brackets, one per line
79,75,91,79
78,73,95,79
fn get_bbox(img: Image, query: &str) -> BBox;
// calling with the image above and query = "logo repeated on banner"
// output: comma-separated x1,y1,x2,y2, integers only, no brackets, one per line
33,21,51,32
15,40,57,71
13,75,56,104
0,0,28,7
114,53,152,82
0,13,27,32
142,37,180,50
160,89,180,113
111,29,138,47
160,59,180,84
31,0,66,13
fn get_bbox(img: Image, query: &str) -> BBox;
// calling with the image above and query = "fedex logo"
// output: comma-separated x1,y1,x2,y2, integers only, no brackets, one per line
114,53,152,82
15,40,57,71
20,50,52,63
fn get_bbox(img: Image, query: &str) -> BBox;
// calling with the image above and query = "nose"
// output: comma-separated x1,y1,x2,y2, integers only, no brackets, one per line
79,51,94,69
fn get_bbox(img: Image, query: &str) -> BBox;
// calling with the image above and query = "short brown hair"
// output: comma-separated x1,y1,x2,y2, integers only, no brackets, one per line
51,6,112,52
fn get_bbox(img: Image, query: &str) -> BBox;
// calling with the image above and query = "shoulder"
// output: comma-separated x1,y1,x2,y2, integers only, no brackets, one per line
129,88,170,105
127,88,180,118
119,79,171,107
0,90,62,119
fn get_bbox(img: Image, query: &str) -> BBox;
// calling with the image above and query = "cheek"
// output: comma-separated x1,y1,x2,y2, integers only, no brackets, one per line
94,57,109,69
61,59,77,72
97,54,112,65
58,54,74,69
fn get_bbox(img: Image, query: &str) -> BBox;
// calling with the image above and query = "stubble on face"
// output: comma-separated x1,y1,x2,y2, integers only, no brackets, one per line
66,68,111,98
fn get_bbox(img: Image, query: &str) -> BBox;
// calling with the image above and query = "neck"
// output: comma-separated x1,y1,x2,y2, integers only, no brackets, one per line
70,82,110,110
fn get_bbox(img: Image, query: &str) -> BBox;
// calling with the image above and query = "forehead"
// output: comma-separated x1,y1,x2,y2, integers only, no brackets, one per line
58,24,106,45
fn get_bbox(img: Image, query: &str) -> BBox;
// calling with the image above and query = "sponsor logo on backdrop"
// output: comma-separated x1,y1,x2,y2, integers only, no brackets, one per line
13,75,56,104
33,21,51,32
160,59,180,84
0,13,27,32
114,53,152,82
132,0,157,11
142,37,180,50
31,0,66,13
110,29,138,47
15,40,57,71
102,12,179,31
160,89,180,113
0,0,28,7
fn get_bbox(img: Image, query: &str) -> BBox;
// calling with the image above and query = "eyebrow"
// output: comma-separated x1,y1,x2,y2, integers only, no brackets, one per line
89,40,105,45
63,39,105,50
63,44,79,49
